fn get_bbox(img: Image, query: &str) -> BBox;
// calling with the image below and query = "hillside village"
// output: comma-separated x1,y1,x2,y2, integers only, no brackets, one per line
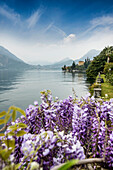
62,57,91,72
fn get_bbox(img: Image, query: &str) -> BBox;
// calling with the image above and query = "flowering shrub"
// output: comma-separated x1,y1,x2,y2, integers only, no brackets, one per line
17,90,74,134
0,90,113,169
16,130,85,169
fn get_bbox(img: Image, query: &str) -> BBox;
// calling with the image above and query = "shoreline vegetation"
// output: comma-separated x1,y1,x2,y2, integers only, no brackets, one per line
62,46,113,99
90,73,113,99
62,58,91,73
86,46,113,99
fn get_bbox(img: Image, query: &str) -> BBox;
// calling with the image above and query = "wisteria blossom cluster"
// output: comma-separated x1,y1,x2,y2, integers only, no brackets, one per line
0,90,113,169
72,94,113,168
14,130,85,169
105,131,113,168
16,90,74,134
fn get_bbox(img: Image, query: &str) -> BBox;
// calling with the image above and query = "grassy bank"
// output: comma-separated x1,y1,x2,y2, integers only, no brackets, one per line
101,82,113,99
90,74,113,99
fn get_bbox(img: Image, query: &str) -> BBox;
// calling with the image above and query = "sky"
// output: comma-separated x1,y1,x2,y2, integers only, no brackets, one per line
0,0,113,64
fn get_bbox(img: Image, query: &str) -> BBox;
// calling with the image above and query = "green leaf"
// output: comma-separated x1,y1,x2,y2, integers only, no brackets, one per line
4,149,13,160
4,139,15,149
15,162,22,170
0,148,11,160
47,90,51,93
7,131,15,136
0,133,5,136
4,113,11,123
3,165,9,170
30,150,35,155
16,130,27,136
16,107,26,117
3,164,15,170
8,125,18,131
34,156,38,160
18,122,27,128
0,119,4,125
7,106,15,114
15,107,26,117
0,111,7,118
58,159,79,170
12,110,16,122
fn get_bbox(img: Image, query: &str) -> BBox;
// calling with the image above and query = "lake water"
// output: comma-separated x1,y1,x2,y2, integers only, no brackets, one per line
0,69,90,112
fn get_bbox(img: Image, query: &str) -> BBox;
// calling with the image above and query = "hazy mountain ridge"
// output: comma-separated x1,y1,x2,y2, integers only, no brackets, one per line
75,49,100,63
0,46,100,70
0,46,23,62
39,58,73,70
0,46,33,70
41,49,100,69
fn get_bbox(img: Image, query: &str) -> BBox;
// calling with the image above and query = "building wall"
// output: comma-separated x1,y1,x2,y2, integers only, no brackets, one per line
78,61,84,66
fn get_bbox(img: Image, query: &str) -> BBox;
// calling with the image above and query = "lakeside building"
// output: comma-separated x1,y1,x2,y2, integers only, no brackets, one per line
78,61,84,66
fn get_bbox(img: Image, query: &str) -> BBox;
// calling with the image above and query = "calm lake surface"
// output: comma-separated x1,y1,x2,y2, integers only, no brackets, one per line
0,69,90,112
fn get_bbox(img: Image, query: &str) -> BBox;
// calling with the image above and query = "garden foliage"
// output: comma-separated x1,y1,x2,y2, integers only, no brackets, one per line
104,62,113,85
86,46,113,81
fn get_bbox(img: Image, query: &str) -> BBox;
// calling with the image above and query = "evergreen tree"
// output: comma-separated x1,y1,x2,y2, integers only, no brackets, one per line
62,65,66,71
84,58,91,68
71,61,76,70
86,46,113,80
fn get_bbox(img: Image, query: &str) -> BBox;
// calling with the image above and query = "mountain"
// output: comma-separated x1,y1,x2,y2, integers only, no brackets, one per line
75,49,100,63
0,46,23,62
28,60,53,65
0,46,100,70
52,58,73,66
41,58,73,70
0,46,32,70
41,49,100,70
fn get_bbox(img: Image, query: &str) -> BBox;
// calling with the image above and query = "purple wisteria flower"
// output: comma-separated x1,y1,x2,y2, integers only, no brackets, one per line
1,90,113,169
72,95,113,166
105,131,113,169
17,130,85,170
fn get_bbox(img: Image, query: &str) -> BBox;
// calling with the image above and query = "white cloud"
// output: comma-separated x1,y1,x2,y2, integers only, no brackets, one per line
0,4,66,42
27,9,44,29
91,16,113,27
1,14,113,64
52,25,66,37
0,5,44,30
81,16,113,37
1,25,113,64
43,22,54,32
41,24,67,42
63,34,76,43
0,5,20,24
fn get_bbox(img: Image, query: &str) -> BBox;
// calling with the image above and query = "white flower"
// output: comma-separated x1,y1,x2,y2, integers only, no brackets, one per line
26,140,32,145
59,131,64,137
105,94,108,98
43,149,50,156
34,101,38,106
30,162,39,170
57,142,62,147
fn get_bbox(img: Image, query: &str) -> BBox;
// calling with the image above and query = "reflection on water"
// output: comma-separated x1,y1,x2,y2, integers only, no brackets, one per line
0,99,9,103
72,73,75,82
0,70,90,112
0,70,24,93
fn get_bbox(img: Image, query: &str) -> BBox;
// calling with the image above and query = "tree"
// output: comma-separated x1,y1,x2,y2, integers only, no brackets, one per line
86,46,113,81
84,58,91,68
71,61,76,70
62,65,66,71
104,62,113,85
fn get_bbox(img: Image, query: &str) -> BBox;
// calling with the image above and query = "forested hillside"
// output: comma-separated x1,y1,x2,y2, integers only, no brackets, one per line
86,46,113,80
